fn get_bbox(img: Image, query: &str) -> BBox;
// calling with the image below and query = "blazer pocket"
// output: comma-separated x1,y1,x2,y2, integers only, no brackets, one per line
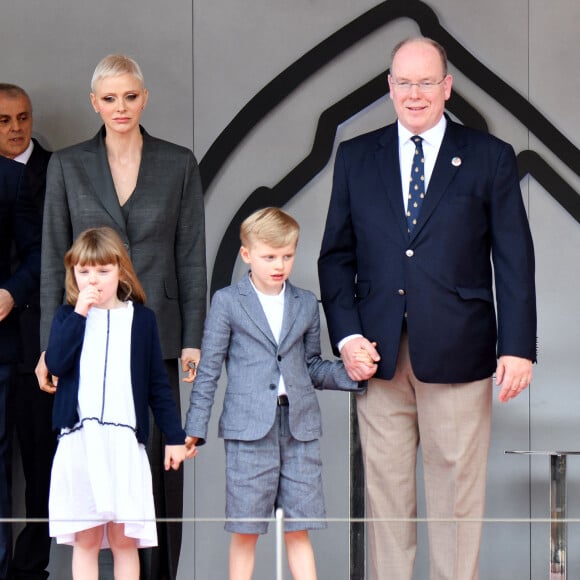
445,190,488,205
455,286,493,302
164,277,179,300
355,281,370,301
299,390,322,432
220,393,250,432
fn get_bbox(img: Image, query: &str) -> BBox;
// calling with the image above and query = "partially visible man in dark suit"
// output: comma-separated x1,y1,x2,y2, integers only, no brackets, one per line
318,38,536,580
0,83,54,580
0,153,40,580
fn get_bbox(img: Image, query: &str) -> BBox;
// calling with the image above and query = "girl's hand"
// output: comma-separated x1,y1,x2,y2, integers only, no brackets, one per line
164,444,187,470
74,285,101,317
185,436,199,459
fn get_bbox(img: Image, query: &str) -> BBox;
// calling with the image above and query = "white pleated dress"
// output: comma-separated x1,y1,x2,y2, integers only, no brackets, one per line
49,301,157,548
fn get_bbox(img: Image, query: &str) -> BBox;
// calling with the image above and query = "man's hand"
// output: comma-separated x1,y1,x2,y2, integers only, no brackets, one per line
181,348,201,383
341,337,380,381
0,289,15,322
35,351,58,394
496,355,533,403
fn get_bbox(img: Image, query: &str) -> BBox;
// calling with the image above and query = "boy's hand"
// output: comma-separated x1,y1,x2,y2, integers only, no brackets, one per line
342,338,380,380
164,444,187,470
353,342,378,366
185,435,199,459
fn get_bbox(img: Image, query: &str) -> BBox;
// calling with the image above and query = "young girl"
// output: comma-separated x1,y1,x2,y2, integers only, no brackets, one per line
46,227,188,580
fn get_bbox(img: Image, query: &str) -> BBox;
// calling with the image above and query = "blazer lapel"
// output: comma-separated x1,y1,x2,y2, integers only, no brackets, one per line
237,275,277,346
130,128,154,205
81,130,126,232
278,282,301,347
376,125,410,240
411,121,466,239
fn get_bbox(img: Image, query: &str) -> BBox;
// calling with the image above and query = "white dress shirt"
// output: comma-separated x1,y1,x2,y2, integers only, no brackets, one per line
397,116,447,211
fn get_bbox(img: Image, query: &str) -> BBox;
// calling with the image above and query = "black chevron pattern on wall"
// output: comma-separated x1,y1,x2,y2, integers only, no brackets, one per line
199,0,579,297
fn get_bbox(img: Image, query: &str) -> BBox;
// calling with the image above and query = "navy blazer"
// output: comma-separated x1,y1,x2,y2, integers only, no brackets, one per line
46,303,185,445
319,119,536,384
185,274,359,445
0,156,41,364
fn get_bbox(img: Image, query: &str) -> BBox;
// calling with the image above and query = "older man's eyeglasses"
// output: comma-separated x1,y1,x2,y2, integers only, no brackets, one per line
390,77,447,93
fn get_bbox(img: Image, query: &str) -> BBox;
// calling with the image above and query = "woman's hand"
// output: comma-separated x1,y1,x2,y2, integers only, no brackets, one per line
181,348,201,383
35,351,58,394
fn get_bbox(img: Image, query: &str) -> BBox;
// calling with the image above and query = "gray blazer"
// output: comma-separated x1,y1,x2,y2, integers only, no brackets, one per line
40,127,206,358
185,274,360,444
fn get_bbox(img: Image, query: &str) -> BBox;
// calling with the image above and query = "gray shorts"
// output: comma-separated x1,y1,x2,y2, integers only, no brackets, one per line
224,404,327,534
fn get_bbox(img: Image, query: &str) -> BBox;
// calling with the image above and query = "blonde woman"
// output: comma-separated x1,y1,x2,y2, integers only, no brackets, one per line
37,55,206,579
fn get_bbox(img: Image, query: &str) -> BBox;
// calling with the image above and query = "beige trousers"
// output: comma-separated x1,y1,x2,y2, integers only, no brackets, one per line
356,332,492,580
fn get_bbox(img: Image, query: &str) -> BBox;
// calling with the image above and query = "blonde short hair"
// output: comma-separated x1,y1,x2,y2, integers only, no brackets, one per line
64,227,146,305
240,207,299,249
91,54,144,92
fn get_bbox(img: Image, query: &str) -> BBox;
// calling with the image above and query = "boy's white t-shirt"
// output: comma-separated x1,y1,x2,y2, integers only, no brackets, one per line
250,278,287,396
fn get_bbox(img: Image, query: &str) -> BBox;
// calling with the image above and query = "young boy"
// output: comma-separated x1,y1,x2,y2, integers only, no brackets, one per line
185,207,364,580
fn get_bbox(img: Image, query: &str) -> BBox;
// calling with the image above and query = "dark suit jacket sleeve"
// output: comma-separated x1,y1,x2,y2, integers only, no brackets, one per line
15,141,51,369
40,152,72,350
318,143,363,350
175,151,207,350
3,166,41,307
489,143,536,361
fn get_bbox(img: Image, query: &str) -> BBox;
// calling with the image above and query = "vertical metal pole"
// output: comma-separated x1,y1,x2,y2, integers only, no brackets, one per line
550,454,567,579
276,507,285,580
350,395,365,580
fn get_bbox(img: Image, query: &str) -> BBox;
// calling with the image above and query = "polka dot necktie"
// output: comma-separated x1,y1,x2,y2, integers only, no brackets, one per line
406,135,425,234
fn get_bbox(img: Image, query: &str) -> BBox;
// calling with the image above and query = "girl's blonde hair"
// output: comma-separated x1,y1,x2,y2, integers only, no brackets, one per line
64,227,146,305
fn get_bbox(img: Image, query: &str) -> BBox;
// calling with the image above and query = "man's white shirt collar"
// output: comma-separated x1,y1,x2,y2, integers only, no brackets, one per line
14,140,34,165
397,116,447,148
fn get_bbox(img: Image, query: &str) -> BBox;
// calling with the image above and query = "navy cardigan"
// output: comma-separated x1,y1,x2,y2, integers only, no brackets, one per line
46,303,185,445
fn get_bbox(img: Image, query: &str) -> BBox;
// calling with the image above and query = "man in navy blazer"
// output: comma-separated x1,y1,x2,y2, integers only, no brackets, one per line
0,83,55,580
0,152,41,580
318,38,536,579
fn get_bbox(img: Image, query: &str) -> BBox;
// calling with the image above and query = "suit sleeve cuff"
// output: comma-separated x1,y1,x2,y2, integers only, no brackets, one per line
337,334,363,352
